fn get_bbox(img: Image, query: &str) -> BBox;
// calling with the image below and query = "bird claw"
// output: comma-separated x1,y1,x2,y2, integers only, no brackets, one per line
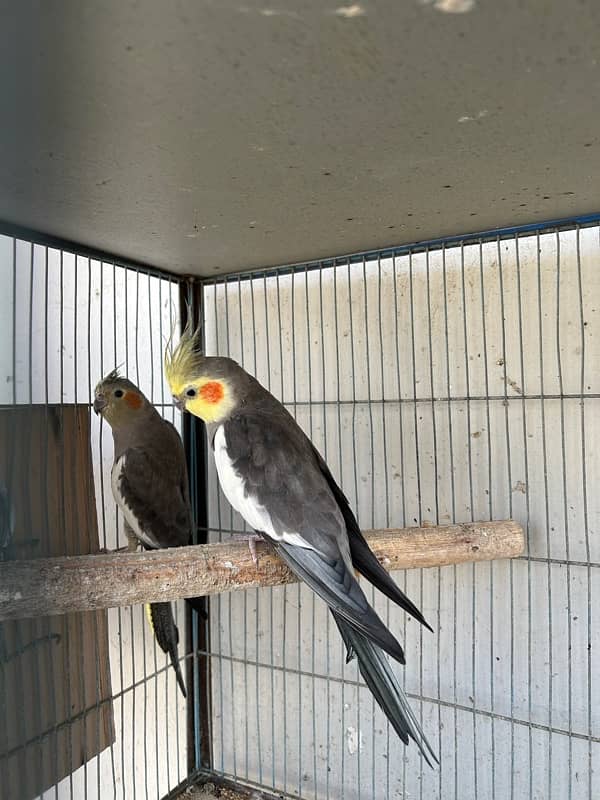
97,545,133,555
247,535,260,566
223,533,262,566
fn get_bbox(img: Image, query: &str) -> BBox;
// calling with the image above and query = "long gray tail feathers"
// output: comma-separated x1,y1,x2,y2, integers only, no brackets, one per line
146,602,187,698
333,611,438,768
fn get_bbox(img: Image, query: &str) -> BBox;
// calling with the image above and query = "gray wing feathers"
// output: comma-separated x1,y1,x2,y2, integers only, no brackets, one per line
274,541,406,664
223,410,348,557
117,438,192,550
224,410,406,665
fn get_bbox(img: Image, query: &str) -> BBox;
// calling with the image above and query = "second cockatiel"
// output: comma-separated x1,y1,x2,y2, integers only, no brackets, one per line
94,370,191,697
165,325,437,764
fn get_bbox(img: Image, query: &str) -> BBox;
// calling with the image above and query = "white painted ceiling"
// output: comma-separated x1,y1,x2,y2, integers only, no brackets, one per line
1,0,599,275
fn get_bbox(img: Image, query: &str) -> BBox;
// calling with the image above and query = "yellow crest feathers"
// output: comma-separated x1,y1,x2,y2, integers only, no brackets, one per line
164,312,204,388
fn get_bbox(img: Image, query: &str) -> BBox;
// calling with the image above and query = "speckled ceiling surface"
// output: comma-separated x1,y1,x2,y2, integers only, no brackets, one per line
1,0,599,275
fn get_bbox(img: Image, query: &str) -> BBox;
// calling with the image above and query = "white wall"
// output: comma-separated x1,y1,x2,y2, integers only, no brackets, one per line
202,227,599,800
0,238,187,800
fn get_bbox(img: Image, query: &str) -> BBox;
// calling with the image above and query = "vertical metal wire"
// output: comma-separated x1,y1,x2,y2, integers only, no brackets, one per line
514,233,533,800
536,230,554,800
302,264,319,800
441,243,457,800
125,265,138,800
113,262,128,800
102,260,120,799
575,226,593,800
459,240,478,799
407,248,426,786
391,252,409,797
317,265,328,800
75,258,91,799
233,273,250,784
59,247,76,799
333,262,346,800
496,238,515,800
209,278,226,779
292,268,305,800
42,246,61,800
360,255,376,800
28,245,45,792
424,246,441,800
248,274,264,789
555,231,574,800
151,272,161,800
345,258,361,800
261,270,277,796
375,255,388,800
275,269,289,797
86,258,103,800
477,238,495,800
237,273,251,785
135,267,151,800
157,274,170,795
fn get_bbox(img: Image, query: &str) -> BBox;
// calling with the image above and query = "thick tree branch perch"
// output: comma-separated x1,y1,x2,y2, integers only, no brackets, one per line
0,521,524,621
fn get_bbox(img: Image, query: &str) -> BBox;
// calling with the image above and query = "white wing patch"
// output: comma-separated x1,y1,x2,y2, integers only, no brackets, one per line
213,425,313,550
111,454,159,549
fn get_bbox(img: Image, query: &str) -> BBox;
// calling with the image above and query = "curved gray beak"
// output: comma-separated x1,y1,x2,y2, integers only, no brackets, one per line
173,396,186,412
93,394,107,415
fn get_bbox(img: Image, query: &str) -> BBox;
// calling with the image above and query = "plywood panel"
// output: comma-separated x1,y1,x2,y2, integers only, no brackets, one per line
0,405,114,800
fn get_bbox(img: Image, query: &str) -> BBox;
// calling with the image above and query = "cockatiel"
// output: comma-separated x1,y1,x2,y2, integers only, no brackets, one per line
165,325,437,764
94,369,191,697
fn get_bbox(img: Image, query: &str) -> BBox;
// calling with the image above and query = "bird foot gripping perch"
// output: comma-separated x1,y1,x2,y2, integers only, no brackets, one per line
220,532,263,565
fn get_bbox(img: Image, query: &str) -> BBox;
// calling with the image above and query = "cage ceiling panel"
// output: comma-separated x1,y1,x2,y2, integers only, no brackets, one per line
1,0,600,275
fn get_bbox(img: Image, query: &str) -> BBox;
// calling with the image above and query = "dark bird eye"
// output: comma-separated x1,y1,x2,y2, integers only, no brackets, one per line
114,389,124,398
186,388,197,398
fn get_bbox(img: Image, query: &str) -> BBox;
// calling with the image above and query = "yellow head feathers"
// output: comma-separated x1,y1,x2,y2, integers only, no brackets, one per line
164,315,204,394
164,318,238,423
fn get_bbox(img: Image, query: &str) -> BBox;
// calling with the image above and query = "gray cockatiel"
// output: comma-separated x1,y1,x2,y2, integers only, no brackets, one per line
165,327,437,764
94,369,191,697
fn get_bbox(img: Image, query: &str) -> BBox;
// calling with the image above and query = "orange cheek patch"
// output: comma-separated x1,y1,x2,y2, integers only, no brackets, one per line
199,381,224,404
125,392,143,409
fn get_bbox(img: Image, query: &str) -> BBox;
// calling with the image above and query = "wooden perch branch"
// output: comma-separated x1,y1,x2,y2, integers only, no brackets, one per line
0,521,524,621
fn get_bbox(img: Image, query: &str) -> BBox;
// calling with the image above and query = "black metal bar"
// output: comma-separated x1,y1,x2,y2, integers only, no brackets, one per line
0,220,181,282
194,211,600,285
179,279,212,775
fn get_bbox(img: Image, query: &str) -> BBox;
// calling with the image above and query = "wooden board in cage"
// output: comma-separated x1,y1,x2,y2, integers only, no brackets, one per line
0,404,114,800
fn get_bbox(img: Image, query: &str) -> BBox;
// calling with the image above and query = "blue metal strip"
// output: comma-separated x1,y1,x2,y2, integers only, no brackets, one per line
205,211,600,283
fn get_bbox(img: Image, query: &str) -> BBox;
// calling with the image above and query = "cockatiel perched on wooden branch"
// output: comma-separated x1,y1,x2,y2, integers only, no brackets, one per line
164,322,437,765
94,369,192,697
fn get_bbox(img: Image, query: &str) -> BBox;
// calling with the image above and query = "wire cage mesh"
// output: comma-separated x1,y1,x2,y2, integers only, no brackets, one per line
201,225,599,800
0,219,598,800
0,242,191,799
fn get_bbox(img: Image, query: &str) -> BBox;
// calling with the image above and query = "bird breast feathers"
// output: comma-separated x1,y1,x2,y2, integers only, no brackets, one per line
110,454,156,549
213,425,313,550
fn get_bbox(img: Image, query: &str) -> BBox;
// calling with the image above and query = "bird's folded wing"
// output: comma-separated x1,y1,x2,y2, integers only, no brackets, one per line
114,447,192,549
273,540,406,665
221,409,406,664
311,445,432,632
